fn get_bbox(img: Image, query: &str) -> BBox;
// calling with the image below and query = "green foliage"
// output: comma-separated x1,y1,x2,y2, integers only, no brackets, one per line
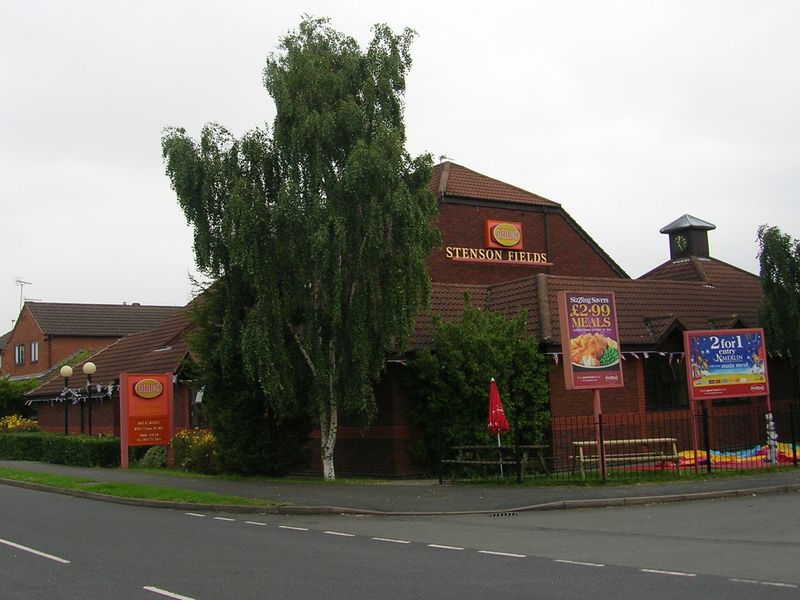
137,445,167,469
172,429,219,474
0,432,119,467
405,299,550,467
0,467,272,506
184,282,312,476
758,225,800,363
0,432,43,459
162,17,438,479
0,378,38,418
0,415,38,432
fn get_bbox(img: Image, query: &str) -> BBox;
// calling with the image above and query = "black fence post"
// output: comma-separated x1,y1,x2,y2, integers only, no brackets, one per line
702,403,712,475
599,413,607,482
791,401,798,468
437,426,444,485
515,426,523,484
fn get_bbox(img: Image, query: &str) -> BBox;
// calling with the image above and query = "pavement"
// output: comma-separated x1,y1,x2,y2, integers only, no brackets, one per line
2,459,799,516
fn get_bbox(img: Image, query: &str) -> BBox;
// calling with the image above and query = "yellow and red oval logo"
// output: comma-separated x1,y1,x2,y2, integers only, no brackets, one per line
485,220,523,249
492,223,522,247
134,378,164,399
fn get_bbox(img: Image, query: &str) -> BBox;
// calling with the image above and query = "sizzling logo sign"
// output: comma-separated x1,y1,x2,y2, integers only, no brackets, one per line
134,378,164,399
485,221,523,250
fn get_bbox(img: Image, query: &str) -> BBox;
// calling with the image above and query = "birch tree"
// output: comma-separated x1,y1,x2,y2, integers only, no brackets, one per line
163,17,438,480
757,225,800,372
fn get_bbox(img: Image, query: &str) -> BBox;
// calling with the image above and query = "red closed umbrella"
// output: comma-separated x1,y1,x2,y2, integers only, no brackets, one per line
488,378,510,435
488,378,510,476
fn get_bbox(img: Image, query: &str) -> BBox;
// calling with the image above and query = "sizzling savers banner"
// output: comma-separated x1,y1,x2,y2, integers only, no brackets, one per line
558,291,624,390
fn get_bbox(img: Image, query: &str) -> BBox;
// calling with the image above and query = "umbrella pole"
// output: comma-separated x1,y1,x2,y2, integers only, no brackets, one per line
497,432,503,477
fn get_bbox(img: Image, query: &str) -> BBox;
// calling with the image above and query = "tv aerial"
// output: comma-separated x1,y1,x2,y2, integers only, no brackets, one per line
15,277,32,312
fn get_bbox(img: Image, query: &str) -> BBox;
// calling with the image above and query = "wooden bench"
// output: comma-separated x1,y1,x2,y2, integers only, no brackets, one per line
441,445,549,479
571,437,679,479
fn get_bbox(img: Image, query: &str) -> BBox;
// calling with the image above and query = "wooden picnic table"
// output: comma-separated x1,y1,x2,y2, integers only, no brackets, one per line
571,437,679,479
442,444,549,477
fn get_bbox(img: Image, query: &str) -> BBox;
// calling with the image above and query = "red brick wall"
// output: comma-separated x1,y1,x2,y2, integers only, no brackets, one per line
428,203,622,285
36,383,190,438
548,359,644,418
36,397,118,435
1,307,119,377
303,363,428,478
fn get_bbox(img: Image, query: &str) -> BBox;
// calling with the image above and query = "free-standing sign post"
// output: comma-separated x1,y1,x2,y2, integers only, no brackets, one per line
119,372,173,469
558,291,624,480
683,329,775,463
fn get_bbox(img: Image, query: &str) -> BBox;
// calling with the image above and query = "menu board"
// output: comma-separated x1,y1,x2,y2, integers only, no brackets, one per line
558,291,624,390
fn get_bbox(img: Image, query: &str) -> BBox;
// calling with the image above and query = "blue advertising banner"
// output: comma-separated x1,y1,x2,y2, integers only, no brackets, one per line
683,329,769,401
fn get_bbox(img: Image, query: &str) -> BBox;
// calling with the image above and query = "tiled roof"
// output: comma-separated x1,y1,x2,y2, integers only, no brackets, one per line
409,283,489,349
660,214,716,233
25,302,182,337
0,330,11,350
530,270,760,349
28,309,194,399
410,257,762,351
640,257,759,284
431,162,560,207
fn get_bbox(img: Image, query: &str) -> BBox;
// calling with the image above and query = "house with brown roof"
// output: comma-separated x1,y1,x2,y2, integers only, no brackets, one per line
25,309,197,436
0,330,11,372
0,302,182,381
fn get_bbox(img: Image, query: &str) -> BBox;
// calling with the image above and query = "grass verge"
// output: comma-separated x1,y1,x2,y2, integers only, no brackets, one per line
0,467,278,506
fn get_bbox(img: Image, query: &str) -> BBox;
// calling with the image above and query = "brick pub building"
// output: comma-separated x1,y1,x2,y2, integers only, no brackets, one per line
26,162,791,476
315,162,791,477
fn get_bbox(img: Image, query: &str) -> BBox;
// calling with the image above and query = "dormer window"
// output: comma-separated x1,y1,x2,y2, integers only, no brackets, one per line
14,344,24,365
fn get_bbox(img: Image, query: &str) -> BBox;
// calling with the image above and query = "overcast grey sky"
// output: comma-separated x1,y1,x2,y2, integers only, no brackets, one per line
2,1,798,331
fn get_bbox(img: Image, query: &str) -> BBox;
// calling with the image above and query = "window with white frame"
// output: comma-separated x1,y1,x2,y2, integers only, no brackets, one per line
14,344,24,365
31,341,39,363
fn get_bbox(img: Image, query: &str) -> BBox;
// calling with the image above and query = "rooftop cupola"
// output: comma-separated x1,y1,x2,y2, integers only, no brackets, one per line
660,214,716,260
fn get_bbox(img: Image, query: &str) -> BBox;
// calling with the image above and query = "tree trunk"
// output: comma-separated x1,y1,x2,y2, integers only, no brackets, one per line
319,400,338,481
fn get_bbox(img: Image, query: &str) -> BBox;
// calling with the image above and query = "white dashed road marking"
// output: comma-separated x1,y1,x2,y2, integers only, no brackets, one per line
181,513,799,590
0,538,70,564
641,569,696,577
143,585,197,599
730,578,798,589
554,559,605,567
478,550,526,558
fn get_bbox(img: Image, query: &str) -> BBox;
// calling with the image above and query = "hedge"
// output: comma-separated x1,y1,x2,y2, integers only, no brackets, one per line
0,432,120,468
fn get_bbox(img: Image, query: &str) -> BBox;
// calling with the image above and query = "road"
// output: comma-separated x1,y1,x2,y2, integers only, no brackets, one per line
2,485,798,599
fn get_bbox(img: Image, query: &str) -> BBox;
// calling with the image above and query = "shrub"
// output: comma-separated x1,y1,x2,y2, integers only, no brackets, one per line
405,300,550,469
0,415,39,432
0,378,38,418
0,432,119,467
40,434,120,468
0,432,43,459
137,445,167,468
172,429,220,474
